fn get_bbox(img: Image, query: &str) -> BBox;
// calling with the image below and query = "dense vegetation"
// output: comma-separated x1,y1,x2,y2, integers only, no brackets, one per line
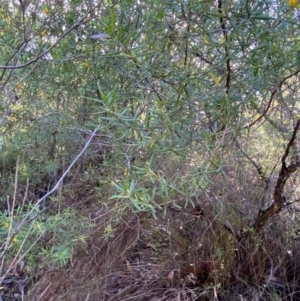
1,0,300,300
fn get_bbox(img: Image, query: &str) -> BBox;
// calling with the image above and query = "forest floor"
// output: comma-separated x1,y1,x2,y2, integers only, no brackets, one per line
2,175,300,301
24,198,300,301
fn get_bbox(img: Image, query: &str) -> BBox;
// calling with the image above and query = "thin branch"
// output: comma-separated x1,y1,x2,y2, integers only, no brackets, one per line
0,10,92,70
285,198,300,206
251,118,300,232
245,68,300,129
235,137,265,180
0,41,29,84
281,118,300,169
15,125,101,232
218,0,231,95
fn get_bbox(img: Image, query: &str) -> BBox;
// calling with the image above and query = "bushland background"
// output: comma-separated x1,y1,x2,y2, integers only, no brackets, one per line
1,0,300,300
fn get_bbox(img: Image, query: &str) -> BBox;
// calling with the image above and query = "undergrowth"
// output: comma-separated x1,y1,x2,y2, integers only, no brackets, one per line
0,126,299,301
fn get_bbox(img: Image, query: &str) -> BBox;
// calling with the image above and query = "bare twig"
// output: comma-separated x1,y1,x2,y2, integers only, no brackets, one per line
245,68,300,129
0,10,92,71
218,0,231,95
234,137,266,180
36,282,52,301
15,125,101,232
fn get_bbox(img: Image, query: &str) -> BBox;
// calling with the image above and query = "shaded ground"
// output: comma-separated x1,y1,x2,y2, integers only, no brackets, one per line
2,161,300,301
23,197,300,301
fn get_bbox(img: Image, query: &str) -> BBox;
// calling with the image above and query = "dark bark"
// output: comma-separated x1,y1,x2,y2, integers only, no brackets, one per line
251,118,300,232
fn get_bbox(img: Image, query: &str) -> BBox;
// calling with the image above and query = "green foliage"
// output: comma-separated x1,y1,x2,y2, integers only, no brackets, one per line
0,0,300,299
0,206,90,268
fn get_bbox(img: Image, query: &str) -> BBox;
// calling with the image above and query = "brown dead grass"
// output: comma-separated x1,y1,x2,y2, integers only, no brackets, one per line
25,200,300,301
22,198,261,300
23,164,300,301
27,203,141,301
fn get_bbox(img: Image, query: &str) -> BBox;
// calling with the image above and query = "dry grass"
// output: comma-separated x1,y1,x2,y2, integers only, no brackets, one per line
24,191,300,301
4,148,300,301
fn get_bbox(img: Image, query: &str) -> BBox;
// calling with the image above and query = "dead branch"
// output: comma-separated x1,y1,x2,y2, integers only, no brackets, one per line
251,118,300,232
15,124,101,233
